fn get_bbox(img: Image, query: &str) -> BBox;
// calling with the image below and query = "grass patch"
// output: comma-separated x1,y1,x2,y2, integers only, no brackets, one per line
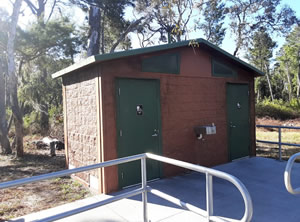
0,147,91,221
256,128,300,160
256,130,300,145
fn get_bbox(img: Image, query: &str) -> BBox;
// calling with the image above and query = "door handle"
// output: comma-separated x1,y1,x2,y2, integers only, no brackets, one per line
152,129,159,137
230,122,236,128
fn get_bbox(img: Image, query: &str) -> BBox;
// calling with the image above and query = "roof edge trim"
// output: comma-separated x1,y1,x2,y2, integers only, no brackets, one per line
52,38,264,79
52,56,96,79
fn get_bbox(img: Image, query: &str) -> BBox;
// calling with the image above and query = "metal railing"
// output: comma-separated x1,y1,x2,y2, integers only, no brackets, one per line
256,125,300,161
0,153,253,222
284,152,300,195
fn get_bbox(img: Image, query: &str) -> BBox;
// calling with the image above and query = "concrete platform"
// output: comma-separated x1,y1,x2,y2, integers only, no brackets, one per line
11,157,300,222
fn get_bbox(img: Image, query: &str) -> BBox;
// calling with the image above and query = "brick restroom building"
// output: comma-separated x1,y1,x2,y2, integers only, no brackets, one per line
52,38,263,194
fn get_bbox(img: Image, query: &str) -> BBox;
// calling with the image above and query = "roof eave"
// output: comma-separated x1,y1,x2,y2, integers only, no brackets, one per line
51,56,97,79
51,38,264,79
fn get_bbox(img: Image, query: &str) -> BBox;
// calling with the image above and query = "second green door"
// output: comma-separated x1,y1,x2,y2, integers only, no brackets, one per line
116,79,162,188
227,83,250,160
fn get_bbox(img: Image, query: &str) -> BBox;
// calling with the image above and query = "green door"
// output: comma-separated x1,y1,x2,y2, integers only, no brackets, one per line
226,84,250,160
116,79,162,188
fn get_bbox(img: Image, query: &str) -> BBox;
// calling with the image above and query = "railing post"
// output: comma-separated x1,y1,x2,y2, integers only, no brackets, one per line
141,157,148,222
279,127,282,161
206,172,213,221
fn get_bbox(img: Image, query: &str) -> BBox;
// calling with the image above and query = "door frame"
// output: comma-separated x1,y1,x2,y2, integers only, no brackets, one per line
115,77,163,187
226,83,251,161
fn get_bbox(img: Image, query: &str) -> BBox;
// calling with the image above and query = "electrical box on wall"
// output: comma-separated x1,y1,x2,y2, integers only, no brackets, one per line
206,125,216,135
194,123,216,140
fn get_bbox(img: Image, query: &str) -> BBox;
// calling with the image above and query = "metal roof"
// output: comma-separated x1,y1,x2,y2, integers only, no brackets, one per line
52,38,264,79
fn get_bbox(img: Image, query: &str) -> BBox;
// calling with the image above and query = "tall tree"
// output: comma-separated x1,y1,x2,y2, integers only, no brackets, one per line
18,0,80,134
71,0,141,55
16,18,80,134
285,25,300,98
0,8,11,154
87,5,101,56
247,28,276,101
276,26,300,101
7,0,24,157
228,0,298,56
196,0,226,46
0,58,11,154
135,0,194,44
24,0,63,22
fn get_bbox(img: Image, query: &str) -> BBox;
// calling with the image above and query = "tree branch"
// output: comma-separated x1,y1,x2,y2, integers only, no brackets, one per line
24,0,38,15
110,16,145,53
46,0,57,23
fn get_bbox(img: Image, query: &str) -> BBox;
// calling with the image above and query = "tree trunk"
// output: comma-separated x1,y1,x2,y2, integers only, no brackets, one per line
0,62,11,154
286,64,293,102
37,0,45,19
100,13,105,54
87,6,101,56
265,64,274,101
7,0,23,157
40,102,49,135
297,50,300,98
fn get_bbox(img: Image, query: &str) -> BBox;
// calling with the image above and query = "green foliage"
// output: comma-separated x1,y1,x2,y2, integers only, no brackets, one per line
16,17,81,60
49,105,63,124
228,0,298,56
275,25,300,101
135,0,193,44
248,28,276,71
247,28,276,101
256,99,300,120
196,0,226,46
289,98,300,110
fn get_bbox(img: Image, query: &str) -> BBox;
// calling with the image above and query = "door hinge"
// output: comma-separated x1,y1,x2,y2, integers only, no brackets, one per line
118,88,121,96
121,172,124,179
119,130,122,137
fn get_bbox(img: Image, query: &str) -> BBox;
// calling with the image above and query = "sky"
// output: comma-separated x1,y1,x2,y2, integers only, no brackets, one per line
0,0,300,59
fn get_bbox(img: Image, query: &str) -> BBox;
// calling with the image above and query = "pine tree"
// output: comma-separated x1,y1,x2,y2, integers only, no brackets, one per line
247,28,276,101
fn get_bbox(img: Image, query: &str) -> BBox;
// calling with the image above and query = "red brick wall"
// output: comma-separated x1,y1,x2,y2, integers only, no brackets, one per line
63,67,99,186
61,45,256,194
100,46,255,192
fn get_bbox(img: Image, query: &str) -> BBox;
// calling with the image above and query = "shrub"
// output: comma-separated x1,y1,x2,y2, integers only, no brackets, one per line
256,99,300,120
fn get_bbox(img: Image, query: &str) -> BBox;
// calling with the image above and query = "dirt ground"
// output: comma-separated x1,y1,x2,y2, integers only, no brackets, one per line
0,136,91,221
256,117,300,130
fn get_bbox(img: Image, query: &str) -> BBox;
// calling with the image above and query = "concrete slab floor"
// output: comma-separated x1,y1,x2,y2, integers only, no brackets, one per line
10,157,300,222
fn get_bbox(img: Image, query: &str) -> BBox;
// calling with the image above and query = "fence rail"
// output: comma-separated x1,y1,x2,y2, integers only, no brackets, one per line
256,125,300,161
0,153,253,222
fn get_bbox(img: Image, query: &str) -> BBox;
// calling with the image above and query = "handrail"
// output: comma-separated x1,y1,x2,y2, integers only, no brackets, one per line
284,152,300,195
0,153,253,222
146,153,253,222
256,124,300,161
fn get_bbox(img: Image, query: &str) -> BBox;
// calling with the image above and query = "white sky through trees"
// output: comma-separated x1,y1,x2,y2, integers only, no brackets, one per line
0,0,299,59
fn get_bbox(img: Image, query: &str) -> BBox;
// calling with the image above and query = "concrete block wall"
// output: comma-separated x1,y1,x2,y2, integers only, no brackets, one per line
63,67,99,189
